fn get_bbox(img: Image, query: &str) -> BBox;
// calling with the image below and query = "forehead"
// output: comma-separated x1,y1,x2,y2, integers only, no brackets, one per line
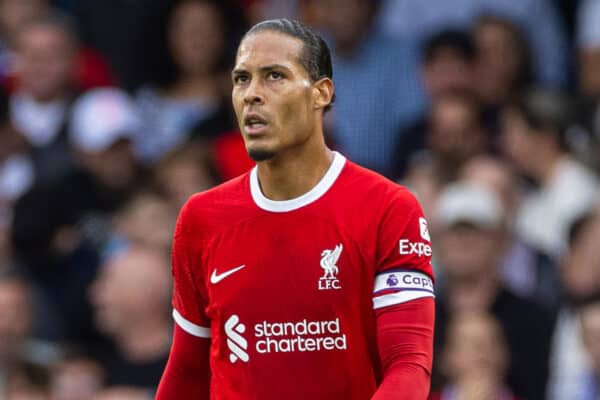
235,31,305,72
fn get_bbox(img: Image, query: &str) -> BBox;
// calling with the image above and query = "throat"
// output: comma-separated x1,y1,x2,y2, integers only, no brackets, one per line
256,148,334,201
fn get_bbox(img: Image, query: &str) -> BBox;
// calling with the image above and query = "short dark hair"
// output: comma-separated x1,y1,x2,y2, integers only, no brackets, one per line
507,88,574,151
243,18,335,111
422,29,475,64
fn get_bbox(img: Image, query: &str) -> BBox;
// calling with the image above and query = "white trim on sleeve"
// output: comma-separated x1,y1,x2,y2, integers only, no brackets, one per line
172,309,211,338
373,290,434,309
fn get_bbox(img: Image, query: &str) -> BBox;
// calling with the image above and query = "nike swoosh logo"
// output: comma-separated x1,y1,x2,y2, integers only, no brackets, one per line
210,265,246,284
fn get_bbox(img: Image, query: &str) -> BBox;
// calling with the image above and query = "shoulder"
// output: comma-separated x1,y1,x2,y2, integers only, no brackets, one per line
341,161,422,213
179,172,251,228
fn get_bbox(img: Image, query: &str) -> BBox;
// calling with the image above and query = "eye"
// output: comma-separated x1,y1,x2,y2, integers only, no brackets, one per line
267,71,283,80
233,74,249,84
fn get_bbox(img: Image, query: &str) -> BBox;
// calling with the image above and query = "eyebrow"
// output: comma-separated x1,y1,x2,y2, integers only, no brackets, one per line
232,64,293,75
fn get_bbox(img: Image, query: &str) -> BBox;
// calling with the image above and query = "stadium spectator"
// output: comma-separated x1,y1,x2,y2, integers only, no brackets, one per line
10,88,147,345
135,0,240,164
432,182,554,400
418,90,487,183
68,88,145,213
111,191,176,254
459,156,549,304
9,12,79,184
473,15,533,110
0,0,114,92
0,0,49,88
391,29,477,179
10,182,101,343
401,89,488,216
311,0,425,175
430,312,517,400
0,270,59,385
501,88,598,258
154,143,218,211
377,0,569,88
89,245,172,390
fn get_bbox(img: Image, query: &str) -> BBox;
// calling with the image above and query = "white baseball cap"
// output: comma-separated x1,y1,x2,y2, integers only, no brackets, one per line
436,182,504,230
70,88,141,153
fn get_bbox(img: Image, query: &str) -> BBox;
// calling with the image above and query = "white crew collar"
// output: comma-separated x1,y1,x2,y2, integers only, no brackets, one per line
250,151,346,212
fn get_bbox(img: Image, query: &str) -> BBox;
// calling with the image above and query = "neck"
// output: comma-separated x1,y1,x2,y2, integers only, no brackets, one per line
446,270,499,313
533,151,563,184
256,136,333,201
116,318,171,362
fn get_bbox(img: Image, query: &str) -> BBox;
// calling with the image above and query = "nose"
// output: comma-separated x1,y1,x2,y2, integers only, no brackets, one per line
243,80,265,106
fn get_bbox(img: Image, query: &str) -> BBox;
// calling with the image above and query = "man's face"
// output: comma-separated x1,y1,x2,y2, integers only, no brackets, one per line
232,31,316,161
422,49,474,97
16,25,76,101
168,0,224,75
438,224,503,279
89,249,171,335
78,140,137,190
444,314,507,379
429,97,485,162
500,109,540,177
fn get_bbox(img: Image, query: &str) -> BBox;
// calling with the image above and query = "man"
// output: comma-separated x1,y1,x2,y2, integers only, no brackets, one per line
156,19,435,399
10,12,79,184
89,245,171,394
500,88,598,259
311,0,425,175
432,183,554,400
391,29,478,180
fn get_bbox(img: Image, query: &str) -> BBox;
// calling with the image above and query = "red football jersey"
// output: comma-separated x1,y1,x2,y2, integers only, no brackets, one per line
171,152,434,399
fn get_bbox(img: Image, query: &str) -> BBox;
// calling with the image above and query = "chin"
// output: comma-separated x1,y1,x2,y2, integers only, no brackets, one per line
247,148,276,162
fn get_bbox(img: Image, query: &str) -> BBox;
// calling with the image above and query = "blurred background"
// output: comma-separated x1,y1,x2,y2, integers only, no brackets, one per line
0,0,599,399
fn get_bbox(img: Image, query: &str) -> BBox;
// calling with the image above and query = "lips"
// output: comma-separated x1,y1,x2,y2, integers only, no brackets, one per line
244,113,268,135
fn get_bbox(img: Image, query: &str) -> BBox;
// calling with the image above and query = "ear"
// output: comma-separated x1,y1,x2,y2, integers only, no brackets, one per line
312,77,334,111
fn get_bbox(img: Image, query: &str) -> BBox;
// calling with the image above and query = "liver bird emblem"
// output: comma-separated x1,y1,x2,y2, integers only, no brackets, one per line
320,244,343,279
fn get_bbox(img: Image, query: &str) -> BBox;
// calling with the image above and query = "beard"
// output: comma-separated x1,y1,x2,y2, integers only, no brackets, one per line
248,149,276,161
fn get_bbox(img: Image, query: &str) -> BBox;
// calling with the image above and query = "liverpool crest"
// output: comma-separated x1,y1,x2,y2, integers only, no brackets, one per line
318,244,343,290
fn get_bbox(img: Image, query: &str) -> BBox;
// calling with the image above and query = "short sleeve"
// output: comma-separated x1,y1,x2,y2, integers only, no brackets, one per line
171,200,211,338
373,188,435,310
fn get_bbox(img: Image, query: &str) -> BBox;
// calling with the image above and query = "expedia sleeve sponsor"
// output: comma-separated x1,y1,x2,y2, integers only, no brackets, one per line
372,271,435,309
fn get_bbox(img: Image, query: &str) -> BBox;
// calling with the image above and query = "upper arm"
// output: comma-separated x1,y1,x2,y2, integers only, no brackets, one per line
373,188,435,311
171,200,211,339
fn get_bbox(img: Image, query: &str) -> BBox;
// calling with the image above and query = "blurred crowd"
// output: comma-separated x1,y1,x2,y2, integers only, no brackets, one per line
0,0,599,399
